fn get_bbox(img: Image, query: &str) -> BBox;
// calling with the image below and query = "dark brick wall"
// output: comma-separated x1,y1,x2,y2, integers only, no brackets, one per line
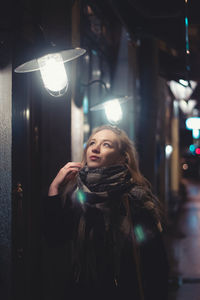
0,65,12,300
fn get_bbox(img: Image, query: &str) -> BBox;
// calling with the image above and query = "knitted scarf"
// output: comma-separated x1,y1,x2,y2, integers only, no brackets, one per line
77,164,134,195
71,165,137,287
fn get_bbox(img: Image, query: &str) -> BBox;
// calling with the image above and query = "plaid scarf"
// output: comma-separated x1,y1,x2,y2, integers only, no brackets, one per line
71,165,135,287
77,164,134,196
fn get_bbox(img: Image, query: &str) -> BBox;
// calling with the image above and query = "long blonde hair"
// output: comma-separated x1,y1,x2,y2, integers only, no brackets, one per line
62,125,151,203
85,125,164,228
61,124,163,226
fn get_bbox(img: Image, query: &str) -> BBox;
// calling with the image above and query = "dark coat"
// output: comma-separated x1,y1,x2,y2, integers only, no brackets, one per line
43,184,169,300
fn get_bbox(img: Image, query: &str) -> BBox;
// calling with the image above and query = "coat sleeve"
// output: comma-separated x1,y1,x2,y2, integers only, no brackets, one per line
129,190,169,300
42,194,77,246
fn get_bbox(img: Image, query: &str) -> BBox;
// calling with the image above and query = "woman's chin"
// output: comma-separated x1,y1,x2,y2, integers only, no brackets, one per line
87,163,102,169
87,160,103,169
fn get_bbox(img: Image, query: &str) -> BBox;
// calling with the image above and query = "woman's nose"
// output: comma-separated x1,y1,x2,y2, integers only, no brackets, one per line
92,144,100,153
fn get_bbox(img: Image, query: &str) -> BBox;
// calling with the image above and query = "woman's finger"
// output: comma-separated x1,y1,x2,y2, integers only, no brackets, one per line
54,162,81,184
61,162,82,176
65,170,78,181
62,163,81,175
63,162,82,170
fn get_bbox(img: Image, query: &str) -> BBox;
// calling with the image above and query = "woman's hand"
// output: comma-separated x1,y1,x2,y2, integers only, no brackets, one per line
48,162,82,196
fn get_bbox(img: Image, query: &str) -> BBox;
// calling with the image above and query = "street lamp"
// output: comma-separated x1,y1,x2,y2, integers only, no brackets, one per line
79,79,131,124
186,117,200,139
90,95,131,125
15,47,86,97
168,80,197,101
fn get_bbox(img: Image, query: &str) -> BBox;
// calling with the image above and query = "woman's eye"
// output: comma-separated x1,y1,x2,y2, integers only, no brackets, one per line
103,143,111,147
89,141,95,146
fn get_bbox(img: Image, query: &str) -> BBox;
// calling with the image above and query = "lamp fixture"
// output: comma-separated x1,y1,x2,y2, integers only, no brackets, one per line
179,99,197,115
186,116,200,139
186,117,200,130
168,80,197,101
90,95,131,125
77,79,131,124
14,47,86,97
165,144,173,158
192,129,200,139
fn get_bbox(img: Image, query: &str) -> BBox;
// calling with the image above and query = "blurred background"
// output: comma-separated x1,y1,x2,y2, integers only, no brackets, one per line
1,0,200,299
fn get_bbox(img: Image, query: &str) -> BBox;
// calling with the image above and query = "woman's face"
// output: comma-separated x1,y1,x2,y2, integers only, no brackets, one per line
86,129,123,168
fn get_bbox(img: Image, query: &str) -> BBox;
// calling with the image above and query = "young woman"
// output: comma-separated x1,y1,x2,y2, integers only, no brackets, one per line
44,125,169,300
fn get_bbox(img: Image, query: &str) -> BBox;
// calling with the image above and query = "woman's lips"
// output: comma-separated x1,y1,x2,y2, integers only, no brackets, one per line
89,156,100,161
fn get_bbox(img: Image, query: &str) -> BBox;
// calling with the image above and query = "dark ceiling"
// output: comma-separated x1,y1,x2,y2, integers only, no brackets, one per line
86,0,200,83
2,0,200,83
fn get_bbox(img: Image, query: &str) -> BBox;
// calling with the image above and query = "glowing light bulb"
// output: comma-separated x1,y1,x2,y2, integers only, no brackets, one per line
165,145,173,158
104,99,122,124
192,129,200,139
179,79,188,86
186,117,200,130
182,163,188,170
37,53,68,97
169,80,197,101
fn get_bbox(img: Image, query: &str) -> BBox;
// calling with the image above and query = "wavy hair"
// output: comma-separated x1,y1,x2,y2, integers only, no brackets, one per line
61,125,164,225
86,125,165,225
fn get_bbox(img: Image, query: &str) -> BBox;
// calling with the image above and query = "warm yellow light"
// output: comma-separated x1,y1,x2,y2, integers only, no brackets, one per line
37,53,68,97
182,163,188,170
